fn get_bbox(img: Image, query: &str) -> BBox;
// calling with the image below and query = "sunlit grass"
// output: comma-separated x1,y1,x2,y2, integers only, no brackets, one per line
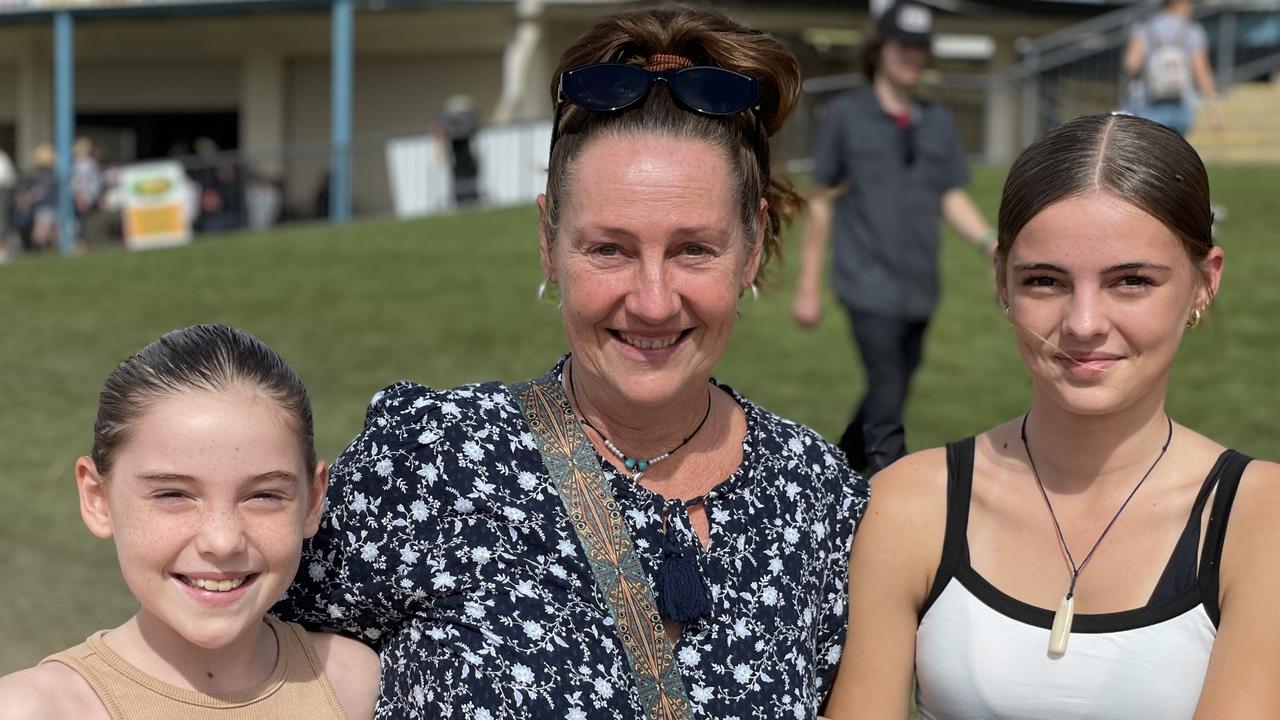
2,165,1276,683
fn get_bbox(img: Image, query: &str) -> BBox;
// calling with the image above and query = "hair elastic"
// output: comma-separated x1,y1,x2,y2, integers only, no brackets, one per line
646,53,694,71
645,52,696,71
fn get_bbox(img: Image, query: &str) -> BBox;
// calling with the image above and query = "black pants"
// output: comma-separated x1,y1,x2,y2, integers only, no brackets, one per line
838,310,929,476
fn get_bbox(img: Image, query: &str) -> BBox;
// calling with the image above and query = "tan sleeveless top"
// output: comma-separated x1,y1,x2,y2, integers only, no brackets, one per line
40,615,349,720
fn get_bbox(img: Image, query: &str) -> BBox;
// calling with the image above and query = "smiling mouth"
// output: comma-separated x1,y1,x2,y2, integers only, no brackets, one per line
612,329,691,350
1056,354,1122,366
175,575,256,593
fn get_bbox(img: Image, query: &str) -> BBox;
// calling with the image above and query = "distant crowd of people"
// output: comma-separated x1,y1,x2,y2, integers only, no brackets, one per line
0,137,300,261
0,117,484,262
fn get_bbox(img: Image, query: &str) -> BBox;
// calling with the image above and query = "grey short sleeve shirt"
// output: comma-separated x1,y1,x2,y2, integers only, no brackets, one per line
811,88,970,320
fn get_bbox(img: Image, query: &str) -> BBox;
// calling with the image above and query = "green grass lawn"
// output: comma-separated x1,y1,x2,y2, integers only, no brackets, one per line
1,165,1277,675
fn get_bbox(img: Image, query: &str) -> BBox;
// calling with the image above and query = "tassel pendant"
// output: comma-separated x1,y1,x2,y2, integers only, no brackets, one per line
1049,593,1074,657
654,511,712,624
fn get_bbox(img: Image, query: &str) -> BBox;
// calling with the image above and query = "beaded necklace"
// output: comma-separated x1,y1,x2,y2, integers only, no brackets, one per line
567,361,712,481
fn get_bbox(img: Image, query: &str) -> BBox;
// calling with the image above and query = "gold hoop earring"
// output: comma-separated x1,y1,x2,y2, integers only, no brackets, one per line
1186,306,1204,328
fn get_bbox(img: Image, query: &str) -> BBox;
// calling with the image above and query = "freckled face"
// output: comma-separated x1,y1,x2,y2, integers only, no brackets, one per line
1002,192,1221,416
541,134,760,410
96,389,323,649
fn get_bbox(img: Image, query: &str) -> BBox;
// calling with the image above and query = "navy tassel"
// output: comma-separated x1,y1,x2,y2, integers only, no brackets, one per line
655,510,713,624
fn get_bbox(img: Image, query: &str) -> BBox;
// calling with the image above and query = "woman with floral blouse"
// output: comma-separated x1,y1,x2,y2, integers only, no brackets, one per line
276,6,868,718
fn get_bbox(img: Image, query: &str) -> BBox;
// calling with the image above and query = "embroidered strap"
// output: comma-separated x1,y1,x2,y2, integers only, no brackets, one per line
510,372,691,720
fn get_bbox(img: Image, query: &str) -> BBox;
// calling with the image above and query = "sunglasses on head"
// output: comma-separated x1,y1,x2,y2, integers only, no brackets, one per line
549,62,763,155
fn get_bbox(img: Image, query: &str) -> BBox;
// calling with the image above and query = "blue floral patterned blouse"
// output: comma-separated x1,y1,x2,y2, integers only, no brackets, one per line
276,359,867,719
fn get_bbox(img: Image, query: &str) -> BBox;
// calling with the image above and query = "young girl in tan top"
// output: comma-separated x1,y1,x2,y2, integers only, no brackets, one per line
0,325,380,720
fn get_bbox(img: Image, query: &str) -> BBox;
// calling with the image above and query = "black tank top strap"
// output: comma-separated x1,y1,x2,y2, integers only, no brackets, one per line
1148,452,1228,606
1198,449,1254,627
920,437,975,618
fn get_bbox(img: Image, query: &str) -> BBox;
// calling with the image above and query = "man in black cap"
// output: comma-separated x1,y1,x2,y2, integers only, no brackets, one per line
793,0,995,476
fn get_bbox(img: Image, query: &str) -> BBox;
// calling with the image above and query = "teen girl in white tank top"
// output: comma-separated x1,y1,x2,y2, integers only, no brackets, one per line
914,440,1249,719
822,114,1280,719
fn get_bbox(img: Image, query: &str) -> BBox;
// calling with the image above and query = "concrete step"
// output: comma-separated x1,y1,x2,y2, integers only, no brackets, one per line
1186,82,1280,163
1194,145,1280,163
1190,129,1280,145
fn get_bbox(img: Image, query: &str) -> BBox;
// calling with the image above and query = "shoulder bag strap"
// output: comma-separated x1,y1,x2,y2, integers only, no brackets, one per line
510,372,691,720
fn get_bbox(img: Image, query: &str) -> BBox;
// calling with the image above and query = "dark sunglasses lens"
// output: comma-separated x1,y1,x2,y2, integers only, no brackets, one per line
562,64,651,111
670,67,758,115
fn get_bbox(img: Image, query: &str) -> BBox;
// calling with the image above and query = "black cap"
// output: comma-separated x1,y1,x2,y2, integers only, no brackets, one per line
877,1,934,44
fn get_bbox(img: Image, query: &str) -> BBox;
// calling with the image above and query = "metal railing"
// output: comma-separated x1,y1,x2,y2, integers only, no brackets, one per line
1014,1,1280,147
787,3,1280,176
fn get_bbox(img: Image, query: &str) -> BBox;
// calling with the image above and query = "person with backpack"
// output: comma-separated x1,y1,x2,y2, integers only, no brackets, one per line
1124,0,1225,136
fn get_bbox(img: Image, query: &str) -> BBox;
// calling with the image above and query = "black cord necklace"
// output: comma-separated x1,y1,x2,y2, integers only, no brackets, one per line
567,359,712,480
1020,412,1174,657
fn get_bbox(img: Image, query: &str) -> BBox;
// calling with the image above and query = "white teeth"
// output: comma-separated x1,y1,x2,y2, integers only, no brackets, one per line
185,577,245,592
619,333,680,350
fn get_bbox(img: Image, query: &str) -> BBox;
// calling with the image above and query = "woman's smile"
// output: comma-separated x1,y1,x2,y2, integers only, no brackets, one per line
610,328,694,358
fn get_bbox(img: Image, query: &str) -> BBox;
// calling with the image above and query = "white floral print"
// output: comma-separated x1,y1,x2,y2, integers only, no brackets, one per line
276,360,866,719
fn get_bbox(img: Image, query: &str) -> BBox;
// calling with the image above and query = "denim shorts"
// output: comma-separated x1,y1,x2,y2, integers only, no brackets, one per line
1137,100,1194,137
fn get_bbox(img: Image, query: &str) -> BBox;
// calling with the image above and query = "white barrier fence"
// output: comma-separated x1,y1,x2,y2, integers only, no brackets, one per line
385,120,552,219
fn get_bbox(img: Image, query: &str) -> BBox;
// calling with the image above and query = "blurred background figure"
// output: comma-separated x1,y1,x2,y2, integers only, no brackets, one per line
71,138,102,221
12,144,59,253
71,137,111,249
1124,0,1227,135
435,94,480,208
0,146,14,260
793,0,995,477
246,172,284,231
190,136,245,234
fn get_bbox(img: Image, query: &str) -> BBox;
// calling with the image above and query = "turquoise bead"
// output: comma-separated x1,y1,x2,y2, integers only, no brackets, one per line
625,458,638,470
637,460,649,471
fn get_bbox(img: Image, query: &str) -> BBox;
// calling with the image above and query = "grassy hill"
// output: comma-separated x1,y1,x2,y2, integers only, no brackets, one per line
1,164,1277,672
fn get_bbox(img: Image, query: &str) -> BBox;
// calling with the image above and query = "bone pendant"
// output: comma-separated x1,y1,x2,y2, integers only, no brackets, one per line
1049,593,1074,657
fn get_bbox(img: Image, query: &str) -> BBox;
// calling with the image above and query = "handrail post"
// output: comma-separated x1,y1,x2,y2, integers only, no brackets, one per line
54,10,75,256
1216,10,1237,91
330,0,353,223
1020,47,1041,150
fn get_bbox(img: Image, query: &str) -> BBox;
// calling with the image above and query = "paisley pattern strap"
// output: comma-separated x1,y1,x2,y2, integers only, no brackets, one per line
510,372,691,720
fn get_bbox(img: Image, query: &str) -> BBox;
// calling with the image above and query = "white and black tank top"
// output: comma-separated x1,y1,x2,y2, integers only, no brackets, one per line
915,438,1251,720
